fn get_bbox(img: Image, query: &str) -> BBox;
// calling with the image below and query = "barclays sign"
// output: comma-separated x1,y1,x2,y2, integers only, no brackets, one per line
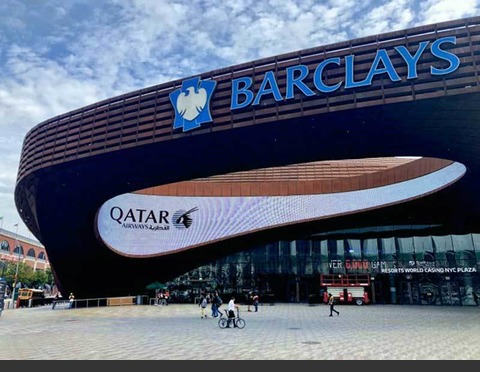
171,36,460,132
230,36,460,110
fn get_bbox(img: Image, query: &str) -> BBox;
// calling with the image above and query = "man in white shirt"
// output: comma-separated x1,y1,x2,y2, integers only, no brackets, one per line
226,296,238,328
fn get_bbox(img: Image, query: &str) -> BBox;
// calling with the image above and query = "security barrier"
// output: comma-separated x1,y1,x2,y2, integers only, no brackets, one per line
106,296,135,306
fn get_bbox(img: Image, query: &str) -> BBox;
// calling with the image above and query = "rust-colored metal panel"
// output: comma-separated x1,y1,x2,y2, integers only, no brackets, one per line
16,17,480,182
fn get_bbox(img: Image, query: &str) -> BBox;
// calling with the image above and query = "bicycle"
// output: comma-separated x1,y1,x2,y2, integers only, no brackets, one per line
218,308,246,329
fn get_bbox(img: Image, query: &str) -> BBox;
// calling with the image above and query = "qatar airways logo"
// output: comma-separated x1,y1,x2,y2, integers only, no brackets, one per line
109,206,199,231
169,77,217,132
172,207,199,230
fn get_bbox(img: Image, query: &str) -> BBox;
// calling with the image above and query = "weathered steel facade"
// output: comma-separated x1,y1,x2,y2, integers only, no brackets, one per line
14,17,480,302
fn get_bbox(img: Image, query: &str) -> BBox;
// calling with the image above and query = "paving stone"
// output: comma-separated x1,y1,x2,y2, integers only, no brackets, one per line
0,303,478,360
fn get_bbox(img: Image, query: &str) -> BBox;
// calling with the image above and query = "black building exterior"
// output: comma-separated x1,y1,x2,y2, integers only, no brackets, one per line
15,17,480,305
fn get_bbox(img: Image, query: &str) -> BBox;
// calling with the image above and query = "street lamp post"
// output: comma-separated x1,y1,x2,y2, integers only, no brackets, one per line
10,224,20,309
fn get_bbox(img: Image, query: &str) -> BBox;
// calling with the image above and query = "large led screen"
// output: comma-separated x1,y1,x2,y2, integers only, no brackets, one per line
96,162,465,257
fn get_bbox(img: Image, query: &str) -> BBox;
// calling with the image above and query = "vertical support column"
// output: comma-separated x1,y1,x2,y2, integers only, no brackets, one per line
389,274,397,304
370,277,376,304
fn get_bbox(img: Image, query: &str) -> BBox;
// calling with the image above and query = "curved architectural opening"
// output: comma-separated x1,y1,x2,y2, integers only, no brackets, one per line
134,156,447,196
27,248,36,258
13,245,24,256
0,240,9,252
96,157,465,258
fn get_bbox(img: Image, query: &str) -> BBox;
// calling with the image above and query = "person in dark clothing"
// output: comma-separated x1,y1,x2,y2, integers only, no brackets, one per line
328,293,339,316
211,292,222,317
246,292,253,312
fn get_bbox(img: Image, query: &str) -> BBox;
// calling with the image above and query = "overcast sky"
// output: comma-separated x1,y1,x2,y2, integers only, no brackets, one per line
0,0,479,239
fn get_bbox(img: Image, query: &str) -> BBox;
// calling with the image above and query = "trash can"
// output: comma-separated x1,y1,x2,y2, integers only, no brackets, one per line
136,295,142,305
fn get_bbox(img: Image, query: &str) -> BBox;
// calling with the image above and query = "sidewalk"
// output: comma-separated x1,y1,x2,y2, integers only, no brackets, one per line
0,303,479,360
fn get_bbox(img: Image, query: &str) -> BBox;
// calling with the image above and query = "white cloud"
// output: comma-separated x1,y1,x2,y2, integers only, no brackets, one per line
0,0,479,238
419,0,480,24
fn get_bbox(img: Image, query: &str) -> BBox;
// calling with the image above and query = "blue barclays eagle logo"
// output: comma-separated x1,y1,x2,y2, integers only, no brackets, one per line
169,77,217,132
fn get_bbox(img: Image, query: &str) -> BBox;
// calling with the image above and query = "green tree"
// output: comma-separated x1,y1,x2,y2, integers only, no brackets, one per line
31,270,48,288
1,261,54,290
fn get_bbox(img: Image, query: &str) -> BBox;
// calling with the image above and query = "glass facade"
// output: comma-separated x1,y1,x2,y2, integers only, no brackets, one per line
167,231,480,306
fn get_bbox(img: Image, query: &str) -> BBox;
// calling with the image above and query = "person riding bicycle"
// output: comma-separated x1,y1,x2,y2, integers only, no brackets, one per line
226,296,239,328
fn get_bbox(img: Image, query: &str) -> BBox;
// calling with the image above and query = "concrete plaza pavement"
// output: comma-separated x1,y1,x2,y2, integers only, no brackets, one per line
0,303,479,360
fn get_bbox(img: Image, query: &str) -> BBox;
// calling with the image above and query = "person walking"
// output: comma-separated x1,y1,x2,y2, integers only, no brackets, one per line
199,294,208,319
226,296,239,328
211,291,222,318
246,292,253,312
164,290,169,305
328,293,339,316
253,293,259,312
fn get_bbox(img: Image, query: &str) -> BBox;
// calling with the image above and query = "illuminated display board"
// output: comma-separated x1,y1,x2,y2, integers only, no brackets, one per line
97,162,465,257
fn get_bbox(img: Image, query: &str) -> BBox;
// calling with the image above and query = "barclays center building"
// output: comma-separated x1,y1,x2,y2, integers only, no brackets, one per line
15,17,480,305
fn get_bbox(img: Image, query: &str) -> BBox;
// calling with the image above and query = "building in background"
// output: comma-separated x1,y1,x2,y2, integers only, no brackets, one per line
0,228,50,272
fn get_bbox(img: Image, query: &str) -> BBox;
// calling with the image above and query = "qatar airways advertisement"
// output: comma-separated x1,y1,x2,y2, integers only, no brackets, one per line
96,162,465,258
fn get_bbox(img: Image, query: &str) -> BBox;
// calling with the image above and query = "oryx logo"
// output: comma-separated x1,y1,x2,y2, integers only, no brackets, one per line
169,77,216,132
172,207,199,229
